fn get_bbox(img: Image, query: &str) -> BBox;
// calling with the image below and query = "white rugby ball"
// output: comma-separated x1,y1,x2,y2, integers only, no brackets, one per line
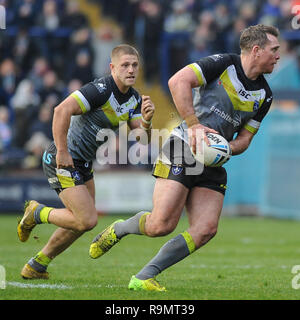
192,133,231,167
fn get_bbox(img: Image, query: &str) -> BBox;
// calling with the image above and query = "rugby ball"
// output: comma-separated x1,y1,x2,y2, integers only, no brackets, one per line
192,133,231,167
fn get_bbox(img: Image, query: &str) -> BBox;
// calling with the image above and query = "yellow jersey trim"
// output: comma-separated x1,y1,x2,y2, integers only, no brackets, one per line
244,124,258,134
188,63,206,86
71,92,87,114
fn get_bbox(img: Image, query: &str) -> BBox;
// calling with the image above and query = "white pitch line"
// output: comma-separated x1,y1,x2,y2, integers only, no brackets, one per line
6,281,127,290
7,281,73,289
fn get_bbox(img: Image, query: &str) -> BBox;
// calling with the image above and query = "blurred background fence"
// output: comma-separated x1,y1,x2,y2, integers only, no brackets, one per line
224,108,300,219
1,0,300,219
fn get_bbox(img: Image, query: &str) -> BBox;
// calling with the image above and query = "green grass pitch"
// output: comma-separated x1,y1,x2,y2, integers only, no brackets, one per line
1,213,300,300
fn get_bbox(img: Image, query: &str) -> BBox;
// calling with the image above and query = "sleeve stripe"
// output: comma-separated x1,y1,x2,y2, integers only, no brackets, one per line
247,119,260,129
188,63,207,86
71,90,91,113
244,119,261,134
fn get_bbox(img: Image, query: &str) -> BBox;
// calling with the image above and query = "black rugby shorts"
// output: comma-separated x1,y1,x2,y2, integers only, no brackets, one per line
42,142,94,195
152,135,227,195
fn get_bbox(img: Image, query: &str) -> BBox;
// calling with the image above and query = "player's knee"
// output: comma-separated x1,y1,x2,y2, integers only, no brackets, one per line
77,217,98,232
85,217,98,231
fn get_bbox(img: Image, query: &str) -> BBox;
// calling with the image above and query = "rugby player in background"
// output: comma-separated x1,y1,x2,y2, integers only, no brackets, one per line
17,44,155,279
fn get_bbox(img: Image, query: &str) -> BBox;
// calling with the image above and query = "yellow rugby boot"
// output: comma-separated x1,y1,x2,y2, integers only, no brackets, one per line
21,263,49,280
17,200,39,242
89,219,124,259
128,275,167,292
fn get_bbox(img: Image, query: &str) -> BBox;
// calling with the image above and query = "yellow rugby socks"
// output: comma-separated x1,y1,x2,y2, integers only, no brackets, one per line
34,205,53,224
138,211,151,235
113,211,151,239
28,251,52,273
34,251,52,267
181,230,196,254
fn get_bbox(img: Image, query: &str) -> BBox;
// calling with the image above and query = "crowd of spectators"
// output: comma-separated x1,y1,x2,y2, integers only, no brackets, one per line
0,0,300,171
0,0,120,170
96,0,300,87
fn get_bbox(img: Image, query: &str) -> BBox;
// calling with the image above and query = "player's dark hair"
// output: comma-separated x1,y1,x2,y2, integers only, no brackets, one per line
240,24,279,52
111,44,139,60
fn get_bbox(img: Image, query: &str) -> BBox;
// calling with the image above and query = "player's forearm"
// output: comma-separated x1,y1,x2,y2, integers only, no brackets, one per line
168,77,197,126
52,106,72,152
229,133,253,155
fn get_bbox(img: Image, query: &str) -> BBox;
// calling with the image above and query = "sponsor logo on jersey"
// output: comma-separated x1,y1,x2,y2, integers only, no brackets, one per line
116,106,124,113
94,82,107,93
238,88,251,99
210,105,241,128
210,54,223,62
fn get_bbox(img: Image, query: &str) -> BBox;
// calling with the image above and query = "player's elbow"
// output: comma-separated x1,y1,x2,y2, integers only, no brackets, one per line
53,103,72,119
168,75,179,93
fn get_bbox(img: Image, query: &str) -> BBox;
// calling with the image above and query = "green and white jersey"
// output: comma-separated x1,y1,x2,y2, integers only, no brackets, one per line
67,75,142,161
172,53,273,143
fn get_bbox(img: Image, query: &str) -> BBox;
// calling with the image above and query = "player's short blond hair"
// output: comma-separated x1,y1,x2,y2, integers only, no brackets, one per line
111,44,140,61
240,24,279,53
